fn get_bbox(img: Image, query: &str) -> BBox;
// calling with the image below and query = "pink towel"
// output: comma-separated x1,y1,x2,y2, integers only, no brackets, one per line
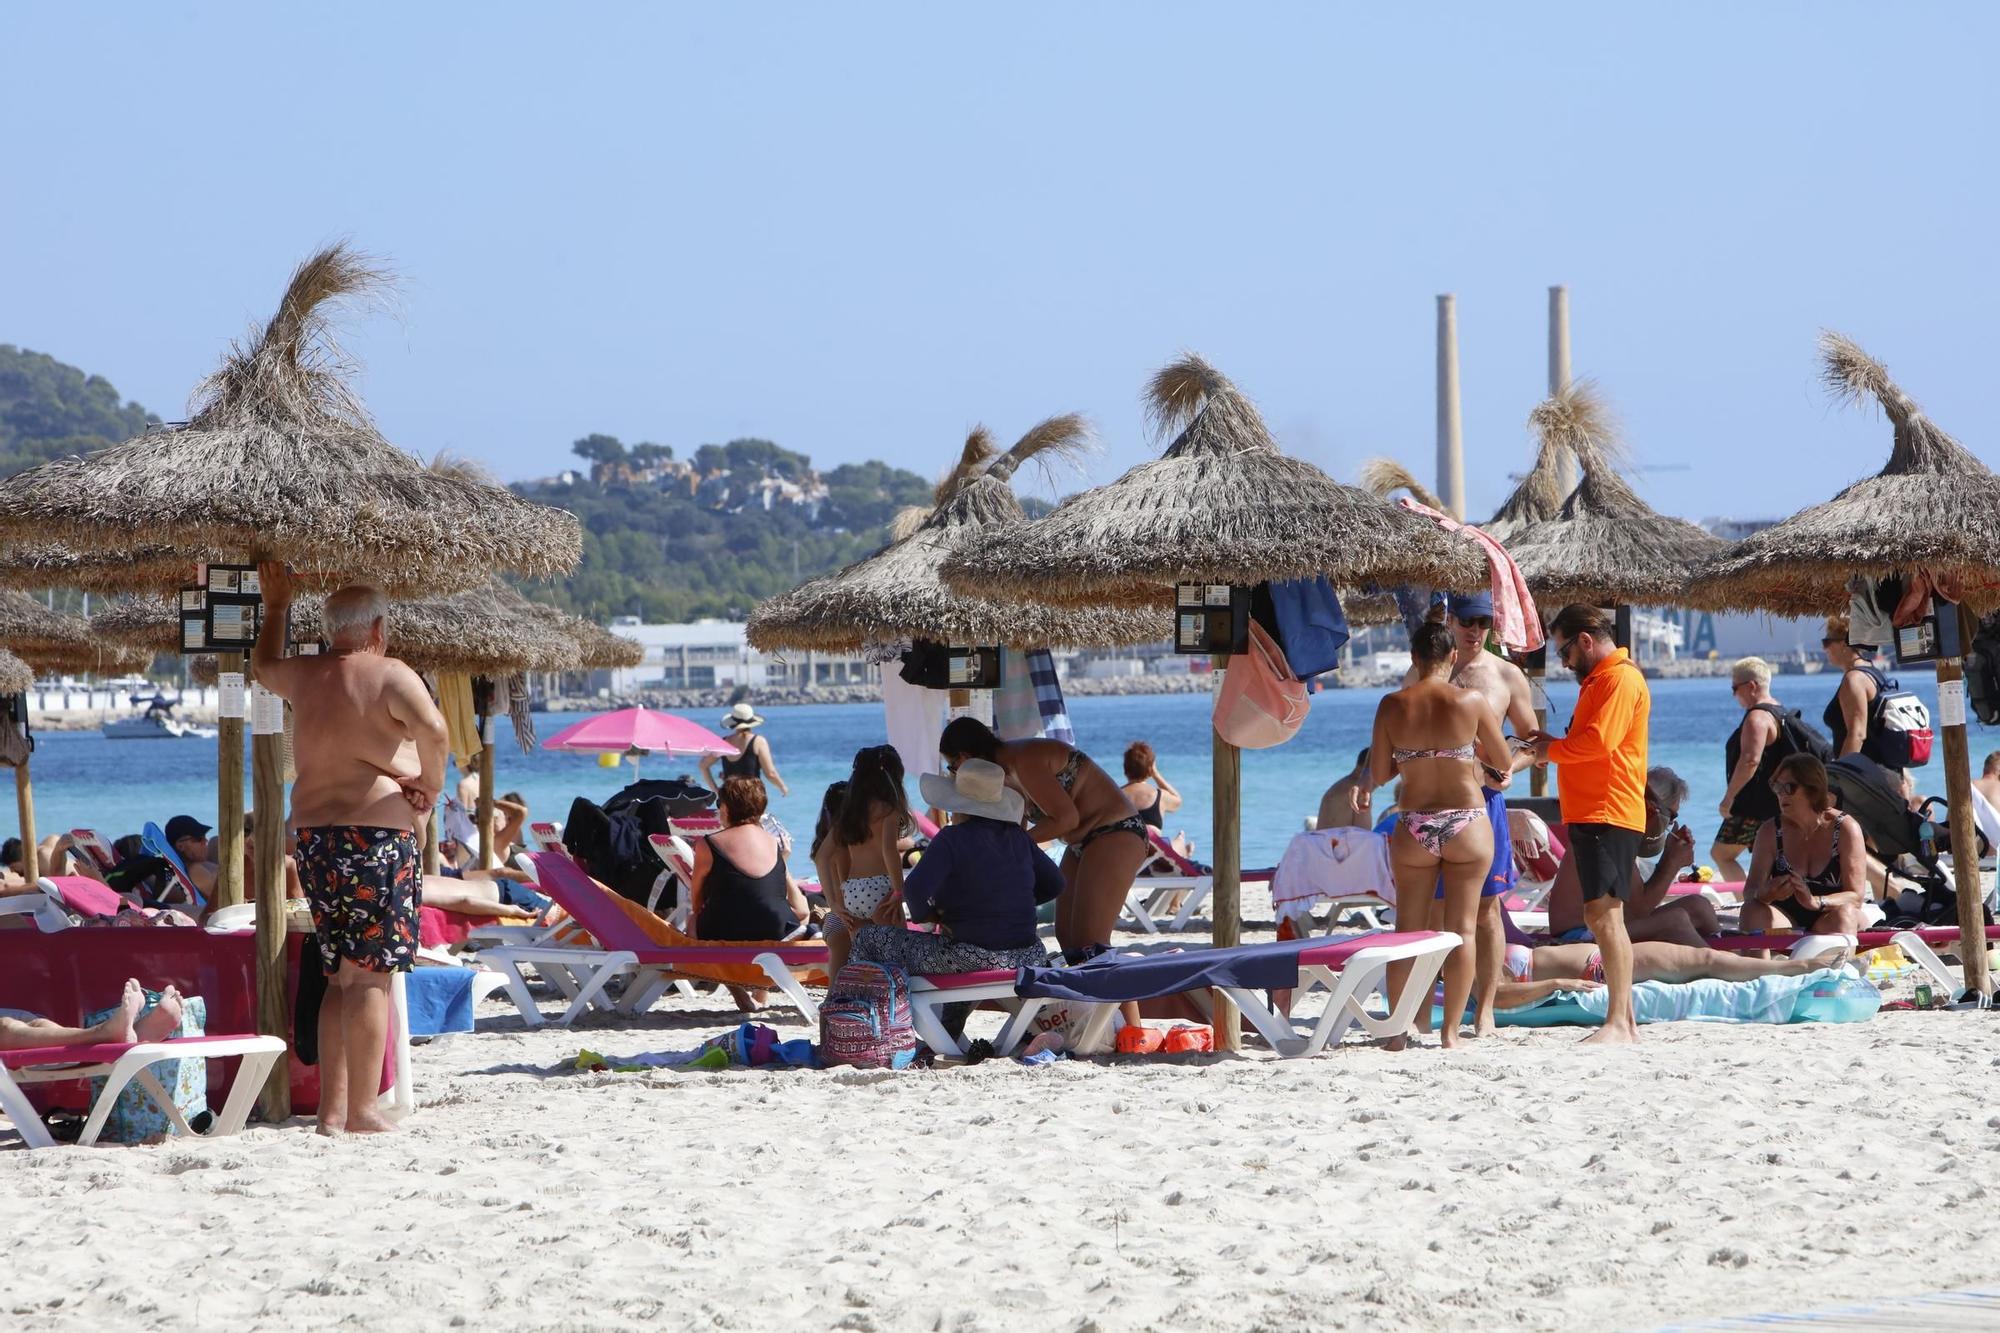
1394,498,1544,652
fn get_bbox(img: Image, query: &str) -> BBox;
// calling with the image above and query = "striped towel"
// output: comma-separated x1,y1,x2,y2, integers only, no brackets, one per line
993,648,1042,739
1028,650,1074,745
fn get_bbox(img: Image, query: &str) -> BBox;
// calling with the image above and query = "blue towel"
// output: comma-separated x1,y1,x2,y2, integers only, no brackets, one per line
405,968,477,1035
1015,937,1332,1003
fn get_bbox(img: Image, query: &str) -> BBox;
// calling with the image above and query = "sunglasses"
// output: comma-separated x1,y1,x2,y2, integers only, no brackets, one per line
1821,637,1846,648
1770,779,1802,797
1730,679,1752,691
1645,792,1681,823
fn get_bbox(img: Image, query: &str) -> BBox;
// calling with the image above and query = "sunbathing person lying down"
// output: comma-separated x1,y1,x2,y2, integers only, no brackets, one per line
420,877,539,921
1,979,185,1050
1496,941,1850,1008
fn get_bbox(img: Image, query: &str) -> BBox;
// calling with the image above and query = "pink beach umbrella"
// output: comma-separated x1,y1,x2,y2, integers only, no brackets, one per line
540,706,736,778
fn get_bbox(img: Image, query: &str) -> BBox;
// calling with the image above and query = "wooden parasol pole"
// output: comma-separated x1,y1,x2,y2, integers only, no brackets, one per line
1938,605,1991,997
13,755,37,883
476,687,497,873
422,807,442,876
214,653,246,908
1209,655,1241,1050
248,654,290,1119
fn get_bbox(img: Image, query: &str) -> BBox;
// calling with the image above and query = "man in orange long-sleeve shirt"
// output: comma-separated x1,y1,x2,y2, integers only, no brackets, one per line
1528,604,1650,1045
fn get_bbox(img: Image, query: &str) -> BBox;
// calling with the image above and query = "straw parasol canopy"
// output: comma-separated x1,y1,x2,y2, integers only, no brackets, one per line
941,355,1486,607
0,648,31,696
518,601,643,670
1689,332,2000,615
749,419,1169,650
0,545,211,594
89,596,182,653
0,590,149,674
1500,383,1728,607
0,245,581,596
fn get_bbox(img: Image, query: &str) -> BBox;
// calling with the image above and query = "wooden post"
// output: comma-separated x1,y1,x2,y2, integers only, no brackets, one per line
476,704,497,873
1435,294,1465,520
13,759,37,883
215,652,246,908
1209,656,1241,1051
1938,605,1991,997
248,661,291,1120
1548,284,1576,496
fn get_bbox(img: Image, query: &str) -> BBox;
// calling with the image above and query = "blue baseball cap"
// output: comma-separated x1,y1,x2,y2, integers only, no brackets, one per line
1447,590,1495,622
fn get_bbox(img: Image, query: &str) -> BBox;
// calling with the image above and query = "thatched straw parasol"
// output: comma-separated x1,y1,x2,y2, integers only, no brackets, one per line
517,601,643,670
943,356,1485,607
0,544,209,594
0,592,148,883
0,649,29,697
749,419,1168,651
941,355,1487,1050
1689,333,2000,617
0,245,581,596
1500,383,1728,607
1689,332,2000,997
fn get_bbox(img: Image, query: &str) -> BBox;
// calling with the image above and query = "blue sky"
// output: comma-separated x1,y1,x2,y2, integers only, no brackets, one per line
4,4,1995,523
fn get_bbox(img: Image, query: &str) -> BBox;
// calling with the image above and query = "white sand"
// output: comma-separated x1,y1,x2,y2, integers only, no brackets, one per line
5,970,1999,1333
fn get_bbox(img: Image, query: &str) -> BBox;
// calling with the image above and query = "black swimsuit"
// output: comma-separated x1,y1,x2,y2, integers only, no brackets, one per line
719,740,763,781
1773,813,1848,930
1023,749,1150,852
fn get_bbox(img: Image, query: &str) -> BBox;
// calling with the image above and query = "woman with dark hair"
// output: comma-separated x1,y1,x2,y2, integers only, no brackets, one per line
1739,753,1869,952
821,747,911,975
1360,620,1512,1047
1119,741,1180,831
937,716,1150,963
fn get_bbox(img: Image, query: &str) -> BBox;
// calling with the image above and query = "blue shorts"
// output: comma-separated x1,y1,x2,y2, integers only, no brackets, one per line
1435,786,1516,900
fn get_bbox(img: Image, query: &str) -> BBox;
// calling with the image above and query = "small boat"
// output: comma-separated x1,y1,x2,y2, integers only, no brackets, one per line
103,697,217,741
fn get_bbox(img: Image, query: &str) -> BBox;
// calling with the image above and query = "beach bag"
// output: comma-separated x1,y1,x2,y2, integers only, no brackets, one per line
1213,620,1309,749
817,962,917,1070
1858,667,1932,769
81,989,209,1144
1262,576,1350,686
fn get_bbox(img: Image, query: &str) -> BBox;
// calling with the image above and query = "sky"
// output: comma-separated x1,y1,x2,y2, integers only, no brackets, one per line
4,3,1997,523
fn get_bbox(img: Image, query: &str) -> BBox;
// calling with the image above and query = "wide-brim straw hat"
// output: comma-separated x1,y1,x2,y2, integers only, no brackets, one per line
746,418,1168,652
918,758,1024,824
940,354,1487,609
0,244,580,597
721,702,766,731
1689,332,2000,615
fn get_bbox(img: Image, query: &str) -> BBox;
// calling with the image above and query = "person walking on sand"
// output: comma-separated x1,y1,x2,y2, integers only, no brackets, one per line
1527,605,1650,1047
254,562,446,1134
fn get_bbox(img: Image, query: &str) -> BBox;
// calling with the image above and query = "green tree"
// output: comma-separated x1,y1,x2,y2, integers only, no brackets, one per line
570,433,627,466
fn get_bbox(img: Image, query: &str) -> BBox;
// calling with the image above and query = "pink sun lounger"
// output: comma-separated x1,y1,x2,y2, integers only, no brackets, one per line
0,1034,288,1149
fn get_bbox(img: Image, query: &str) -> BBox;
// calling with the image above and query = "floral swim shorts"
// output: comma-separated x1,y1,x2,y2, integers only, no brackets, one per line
296,826,422,974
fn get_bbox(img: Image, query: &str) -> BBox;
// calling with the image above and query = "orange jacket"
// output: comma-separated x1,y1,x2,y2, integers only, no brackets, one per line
1549,647,1650,831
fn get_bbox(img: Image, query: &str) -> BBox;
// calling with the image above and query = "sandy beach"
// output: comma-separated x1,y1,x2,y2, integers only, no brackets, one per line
5,965,1996,1332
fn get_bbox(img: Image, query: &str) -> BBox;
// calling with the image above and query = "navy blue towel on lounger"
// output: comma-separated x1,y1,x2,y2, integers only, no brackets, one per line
1014,936,1329,1004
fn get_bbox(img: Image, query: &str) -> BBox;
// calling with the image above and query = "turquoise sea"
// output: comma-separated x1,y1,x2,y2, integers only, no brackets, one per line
11,674,1965,875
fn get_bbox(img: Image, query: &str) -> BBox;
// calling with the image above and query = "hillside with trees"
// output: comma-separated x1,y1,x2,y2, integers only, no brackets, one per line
0,345,933,623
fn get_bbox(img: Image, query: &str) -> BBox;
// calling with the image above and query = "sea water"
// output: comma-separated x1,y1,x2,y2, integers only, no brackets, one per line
11,674,1962,874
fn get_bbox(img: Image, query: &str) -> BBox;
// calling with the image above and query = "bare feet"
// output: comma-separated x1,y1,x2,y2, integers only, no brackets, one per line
1800,946,1852,973
316,1117,345,1136
134,986,184,1043
98,979,145,1045
1472,1014,1498,1038
344,1108,400,1134
1580,1021,1639,1046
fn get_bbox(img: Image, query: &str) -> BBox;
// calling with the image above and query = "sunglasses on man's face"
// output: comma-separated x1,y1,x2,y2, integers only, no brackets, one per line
1645,792,1681,824
1770,779,1802,798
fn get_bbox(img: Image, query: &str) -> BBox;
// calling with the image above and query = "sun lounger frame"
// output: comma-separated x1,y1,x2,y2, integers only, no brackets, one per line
0,1034,288,1150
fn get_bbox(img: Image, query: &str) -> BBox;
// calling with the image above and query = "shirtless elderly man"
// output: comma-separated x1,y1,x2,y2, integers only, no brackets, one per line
254,564,446,1135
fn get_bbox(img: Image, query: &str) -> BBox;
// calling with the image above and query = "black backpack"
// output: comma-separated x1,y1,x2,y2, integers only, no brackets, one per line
1752,703,1834,768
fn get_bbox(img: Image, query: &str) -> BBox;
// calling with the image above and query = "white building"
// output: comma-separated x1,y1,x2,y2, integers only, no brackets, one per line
604,619,875,694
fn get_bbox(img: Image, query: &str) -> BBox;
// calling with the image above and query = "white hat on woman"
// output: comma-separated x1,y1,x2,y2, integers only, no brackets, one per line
918,758,1025,824
721,702,766,731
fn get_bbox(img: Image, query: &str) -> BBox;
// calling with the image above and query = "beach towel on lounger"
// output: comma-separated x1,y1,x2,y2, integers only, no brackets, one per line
1487,970,1879,1027
1015,937,1333,1003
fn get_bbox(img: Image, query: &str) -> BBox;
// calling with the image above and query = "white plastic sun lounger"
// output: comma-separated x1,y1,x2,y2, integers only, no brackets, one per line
0,1034,288,1150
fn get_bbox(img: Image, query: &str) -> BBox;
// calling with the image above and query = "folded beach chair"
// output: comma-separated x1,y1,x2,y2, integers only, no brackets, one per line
1013,931,1460,1058
482,853,829,1027
646,832,697,928
0,1032,287,1149
0,892,74,932
528,822,567,857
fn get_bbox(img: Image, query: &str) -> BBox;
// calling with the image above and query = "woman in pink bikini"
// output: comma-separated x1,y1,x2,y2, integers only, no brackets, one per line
1360,620,1513,1047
